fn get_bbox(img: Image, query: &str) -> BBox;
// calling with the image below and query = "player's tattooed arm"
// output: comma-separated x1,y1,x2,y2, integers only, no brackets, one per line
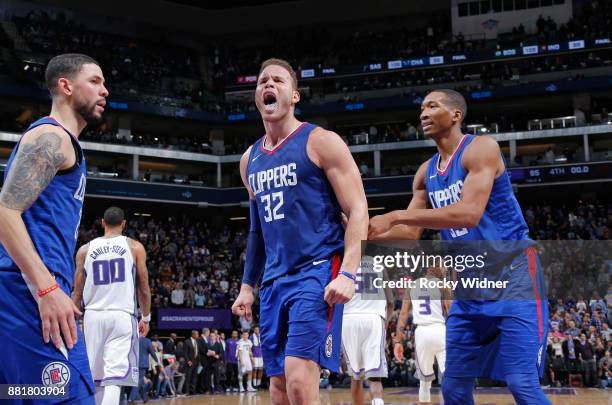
0,131,67,211
0,127,80,350
0,127,74,290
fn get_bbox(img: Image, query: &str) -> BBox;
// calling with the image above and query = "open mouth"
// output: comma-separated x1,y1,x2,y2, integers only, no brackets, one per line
263,92,277,112
421,122,433,131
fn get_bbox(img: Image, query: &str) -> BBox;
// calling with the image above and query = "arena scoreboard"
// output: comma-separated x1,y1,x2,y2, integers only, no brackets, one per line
508,162,612,184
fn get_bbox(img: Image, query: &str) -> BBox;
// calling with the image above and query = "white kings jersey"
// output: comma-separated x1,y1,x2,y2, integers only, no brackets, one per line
344,256,387,319
82,236,136,314
410,277,445,326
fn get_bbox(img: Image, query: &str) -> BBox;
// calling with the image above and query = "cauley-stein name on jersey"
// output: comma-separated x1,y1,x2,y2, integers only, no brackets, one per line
89,245,129,261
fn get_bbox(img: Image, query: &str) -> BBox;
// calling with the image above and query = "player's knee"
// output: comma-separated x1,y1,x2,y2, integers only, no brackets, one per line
269,377,288,405
368,377,382,383
285,373,311,398
442,376,474,405
270,377,286,391
270,389,287,405
284,356,318,399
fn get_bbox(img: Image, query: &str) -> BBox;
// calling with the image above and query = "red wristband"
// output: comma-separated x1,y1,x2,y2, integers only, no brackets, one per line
37,283,59,297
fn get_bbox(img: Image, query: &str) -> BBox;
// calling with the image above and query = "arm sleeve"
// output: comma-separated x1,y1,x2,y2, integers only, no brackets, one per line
242,199,266,287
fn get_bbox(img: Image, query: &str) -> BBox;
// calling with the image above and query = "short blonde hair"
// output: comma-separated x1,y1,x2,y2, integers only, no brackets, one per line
259,58,298,90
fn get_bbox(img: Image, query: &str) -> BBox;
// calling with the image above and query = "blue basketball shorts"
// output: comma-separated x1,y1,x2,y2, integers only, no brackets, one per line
445,247,548,381
0,271,95,404
258,255,344,377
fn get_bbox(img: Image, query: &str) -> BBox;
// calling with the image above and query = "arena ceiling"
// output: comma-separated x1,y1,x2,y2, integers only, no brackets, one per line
31,0,450,35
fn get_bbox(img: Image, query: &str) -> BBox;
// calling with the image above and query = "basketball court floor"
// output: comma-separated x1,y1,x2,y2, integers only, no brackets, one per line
151,387,611,404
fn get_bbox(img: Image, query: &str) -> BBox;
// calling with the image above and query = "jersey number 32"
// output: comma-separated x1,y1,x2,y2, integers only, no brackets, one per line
260,192,285,222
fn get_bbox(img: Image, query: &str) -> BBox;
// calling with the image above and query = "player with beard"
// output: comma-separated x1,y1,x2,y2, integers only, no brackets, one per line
232,58,369,405
0,53,107,403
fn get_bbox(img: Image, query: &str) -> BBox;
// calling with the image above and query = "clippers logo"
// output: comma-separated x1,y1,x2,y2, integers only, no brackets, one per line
42,362,70,387
325,334,333,358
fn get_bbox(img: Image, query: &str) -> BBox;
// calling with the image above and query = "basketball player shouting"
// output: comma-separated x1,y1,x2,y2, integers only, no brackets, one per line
369,89,551,404
232,58,368,405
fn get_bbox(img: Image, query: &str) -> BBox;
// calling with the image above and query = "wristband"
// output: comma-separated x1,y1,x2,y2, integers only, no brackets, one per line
339,271,356,281
37,282,59,297
141,313,151,322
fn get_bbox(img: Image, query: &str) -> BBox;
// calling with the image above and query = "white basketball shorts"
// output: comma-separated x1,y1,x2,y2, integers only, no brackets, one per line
342,313,388,379
414,322,446,382
84,310,139,386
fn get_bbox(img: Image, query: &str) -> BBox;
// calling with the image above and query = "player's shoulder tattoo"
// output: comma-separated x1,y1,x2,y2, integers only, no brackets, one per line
0,131,67,210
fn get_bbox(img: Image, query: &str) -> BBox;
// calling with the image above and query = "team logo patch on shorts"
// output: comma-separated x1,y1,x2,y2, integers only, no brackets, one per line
42,362,70,387
325,333,333,358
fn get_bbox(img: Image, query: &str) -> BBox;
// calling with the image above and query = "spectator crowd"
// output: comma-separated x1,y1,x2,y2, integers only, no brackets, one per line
0,1,609,115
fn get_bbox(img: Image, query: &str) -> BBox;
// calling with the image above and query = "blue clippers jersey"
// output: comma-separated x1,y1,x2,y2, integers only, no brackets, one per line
247,122,344,284
425,135,529,241
0,117,87,287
